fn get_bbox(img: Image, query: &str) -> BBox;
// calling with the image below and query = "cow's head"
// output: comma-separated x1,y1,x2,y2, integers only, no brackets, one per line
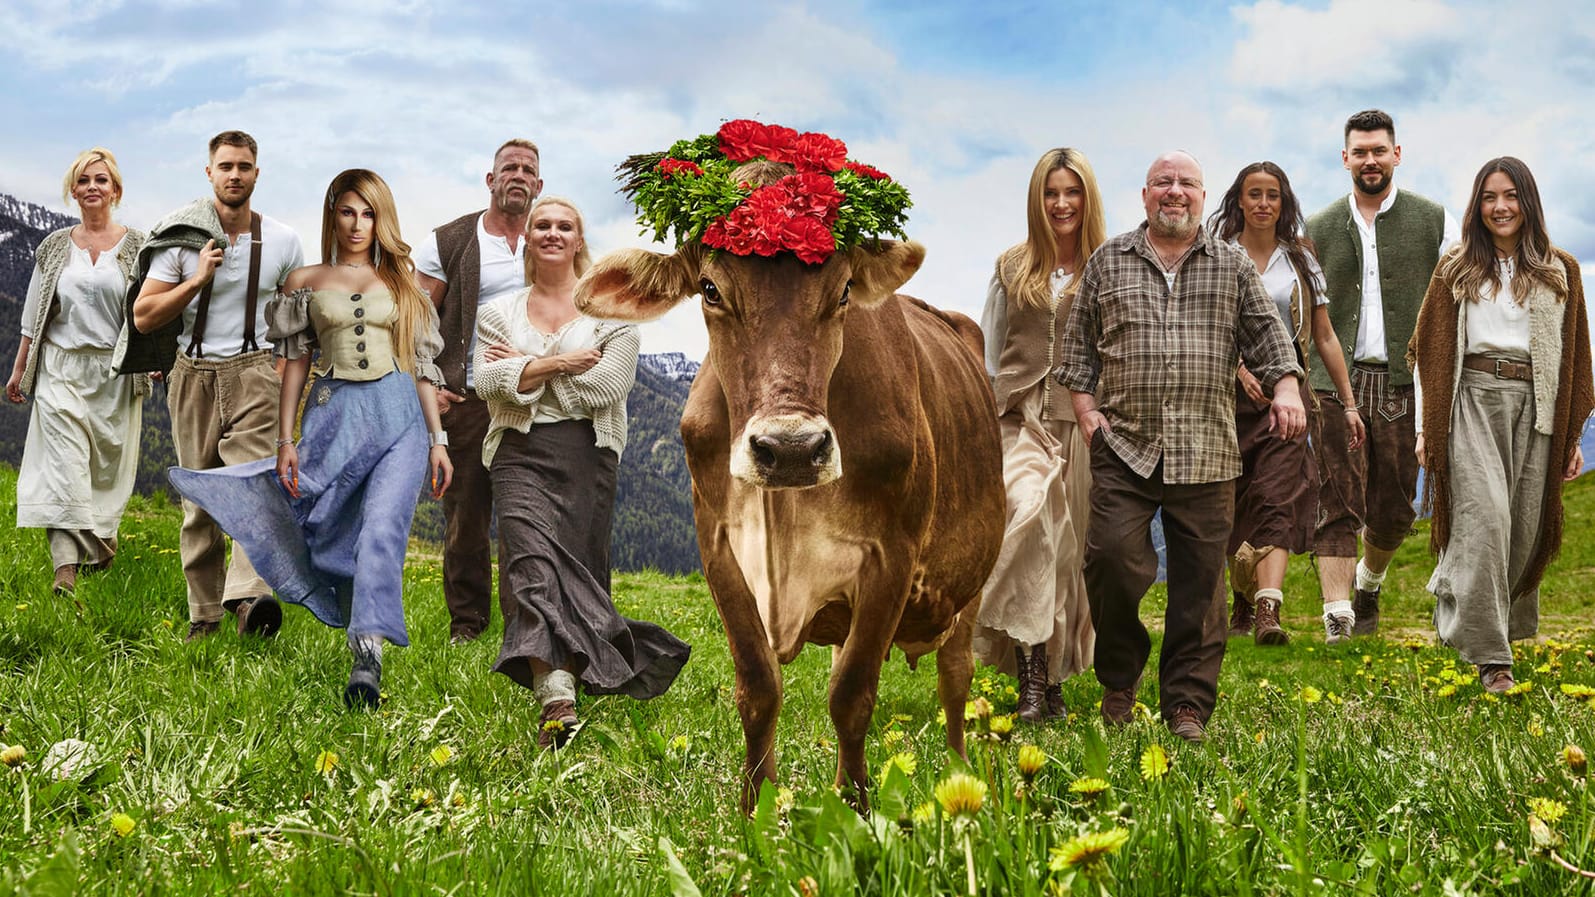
577,168,923,489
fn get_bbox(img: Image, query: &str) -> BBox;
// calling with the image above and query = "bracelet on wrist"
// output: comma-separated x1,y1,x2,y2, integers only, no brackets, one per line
275,437,293,448
429,430,449,447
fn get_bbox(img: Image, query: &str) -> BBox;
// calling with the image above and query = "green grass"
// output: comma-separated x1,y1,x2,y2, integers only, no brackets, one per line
6,465,1595,894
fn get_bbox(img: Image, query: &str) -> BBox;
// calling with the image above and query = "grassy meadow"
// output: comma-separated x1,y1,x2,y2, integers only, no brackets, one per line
5,464,1595,895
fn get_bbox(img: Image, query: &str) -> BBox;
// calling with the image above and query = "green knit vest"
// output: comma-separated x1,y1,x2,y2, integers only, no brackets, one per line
1305,190,1444,389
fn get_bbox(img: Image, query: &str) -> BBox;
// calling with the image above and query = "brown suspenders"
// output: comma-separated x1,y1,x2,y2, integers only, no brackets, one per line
186,211,264,358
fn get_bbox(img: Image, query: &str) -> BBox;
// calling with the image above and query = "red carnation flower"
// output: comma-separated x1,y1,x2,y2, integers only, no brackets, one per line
792,132,848,173
656,158,704,179
781,215,837,265
843,161,891,181
784,173,844,224
745,123,799,164
717,119,766,162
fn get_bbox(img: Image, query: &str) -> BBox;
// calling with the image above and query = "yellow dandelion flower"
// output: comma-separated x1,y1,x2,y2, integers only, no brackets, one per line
0,745,25,767
1528,719,1546,738
911,801,936,827
429,744,454,766
881,729,905,750
1017,744,1047,780
1505,681,1533,698
1068,777,1111,799
1299,686,1322,704
1563,744,1587,776
1536,663,1553,674
1436,684,1457,699
1528,797,1568,825
936,709,948,727
314,750,339,775
776,787,796,814
14,604,27,612
1231,792,1249,819
451,793,467,809
668,735,689,752
1048,827,1130,877
934,772,987,817
1560,683,1595,700
1139,744,1170,781
1254,730,1266,744
884,751,917,777
110,813,135,837
989,715,1015,739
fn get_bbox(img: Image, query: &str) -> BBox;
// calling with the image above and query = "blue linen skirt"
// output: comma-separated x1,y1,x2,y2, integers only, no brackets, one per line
167,370,427,645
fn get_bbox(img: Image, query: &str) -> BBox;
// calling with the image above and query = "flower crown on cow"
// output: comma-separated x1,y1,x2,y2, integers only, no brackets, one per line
618,120,913,265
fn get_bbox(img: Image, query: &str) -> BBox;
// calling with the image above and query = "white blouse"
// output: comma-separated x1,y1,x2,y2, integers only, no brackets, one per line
1464,258,1531,360
28,236,128,350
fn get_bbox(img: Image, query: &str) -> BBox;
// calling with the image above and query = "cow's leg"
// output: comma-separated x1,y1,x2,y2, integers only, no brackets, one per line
699,535,784,814
829,567,913,812
937,592,982,761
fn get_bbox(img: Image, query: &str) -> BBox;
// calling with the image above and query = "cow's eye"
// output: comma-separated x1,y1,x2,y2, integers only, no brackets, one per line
700,279,720,306
839,281,851,308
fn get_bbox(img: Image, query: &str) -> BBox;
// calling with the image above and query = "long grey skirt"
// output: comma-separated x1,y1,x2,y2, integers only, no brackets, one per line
489,420,690,699
1429,367,1550,665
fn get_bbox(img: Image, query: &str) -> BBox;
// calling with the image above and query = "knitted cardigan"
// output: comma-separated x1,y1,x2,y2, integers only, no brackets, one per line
472,292,638,462
21,225,149,395
111,198,226,376
1407,248,1594,597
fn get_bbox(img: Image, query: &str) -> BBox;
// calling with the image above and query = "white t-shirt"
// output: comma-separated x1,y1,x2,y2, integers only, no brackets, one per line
147,213,304,361
1349,187,1461,363
26,236,128,350
412,214,527,387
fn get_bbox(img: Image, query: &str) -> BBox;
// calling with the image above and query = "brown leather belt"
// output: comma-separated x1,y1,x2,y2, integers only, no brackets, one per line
1462,354,1533,381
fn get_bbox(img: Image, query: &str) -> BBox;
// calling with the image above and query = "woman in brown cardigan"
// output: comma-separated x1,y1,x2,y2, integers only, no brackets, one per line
1410,156,1593,694
974,148,1106,722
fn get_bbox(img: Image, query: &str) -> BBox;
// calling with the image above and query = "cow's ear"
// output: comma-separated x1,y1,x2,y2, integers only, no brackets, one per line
846,240,925,308
576,244,702,322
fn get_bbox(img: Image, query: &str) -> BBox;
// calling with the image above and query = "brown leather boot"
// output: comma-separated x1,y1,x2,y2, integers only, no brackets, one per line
1227,592,1254,638
1254,596,1290,646
1014,645,1047,723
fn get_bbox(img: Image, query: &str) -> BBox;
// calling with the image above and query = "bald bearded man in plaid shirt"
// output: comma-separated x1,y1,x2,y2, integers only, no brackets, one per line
1057,150,1306,743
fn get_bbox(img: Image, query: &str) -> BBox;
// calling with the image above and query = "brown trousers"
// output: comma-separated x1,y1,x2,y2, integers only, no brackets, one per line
441,394,495,639
1084,431,1232,723
167,351,278,622
1312,363,1419,557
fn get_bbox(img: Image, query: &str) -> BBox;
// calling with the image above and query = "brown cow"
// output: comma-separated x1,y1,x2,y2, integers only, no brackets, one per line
577,193,1003,812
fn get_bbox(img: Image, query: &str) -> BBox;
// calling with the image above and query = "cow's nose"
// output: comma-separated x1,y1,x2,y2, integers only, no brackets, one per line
750,430,833,477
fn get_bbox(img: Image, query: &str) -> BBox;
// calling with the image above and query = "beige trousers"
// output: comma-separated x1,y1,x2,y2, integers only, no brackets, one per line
167,350,279,622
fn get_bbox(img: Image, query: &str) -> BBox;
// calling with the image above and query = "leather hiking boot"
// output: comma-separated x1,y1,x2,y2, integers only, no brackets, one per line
1100,682,1139,727
1168,705,1206,743
1015,645,1048,723
537,700,580,750
1478,663,1516,694
234,596,282,638
1351,586,1380,636
185,620,221,642
52,564,77,596
1044,683,1067,720
1254,596,1290,646
1227,592,1254,638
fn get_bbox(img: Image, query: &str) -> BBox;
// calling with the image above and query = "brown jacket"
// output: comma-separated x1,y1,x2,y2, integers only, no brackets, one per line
1408,248,1593,597
432,210,486,392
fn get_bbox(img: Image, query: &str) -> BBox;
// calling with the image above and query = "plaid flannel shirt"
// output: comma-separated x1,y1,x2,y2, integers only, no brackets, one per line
1056,224,1301,484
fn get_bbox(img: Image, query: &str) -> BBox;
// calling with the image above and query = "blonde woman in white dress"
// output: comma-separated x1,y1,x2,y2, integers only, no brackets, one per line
974,148,1106,722
6,148,147,596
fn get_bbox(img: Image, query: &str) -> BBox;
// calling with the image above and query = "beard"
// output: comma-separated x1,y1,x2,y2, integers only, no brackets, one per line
213,183,254,209
1353,168,1391,196
494,184,533,217
1150,207,1198,239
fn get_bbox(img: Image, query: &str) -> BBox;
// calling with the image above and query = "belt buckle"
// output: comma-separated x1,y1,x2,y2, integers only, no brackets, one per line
1494,358,1507,379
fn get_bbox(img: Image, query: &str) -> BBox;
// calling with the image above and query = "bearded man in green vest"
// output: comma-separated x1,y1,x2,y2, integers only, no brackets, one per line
1306,109,1459,644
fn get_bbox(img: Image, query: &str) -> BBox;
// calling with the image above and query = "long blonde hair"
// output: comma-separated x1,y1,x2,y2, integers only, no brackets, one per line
998,148,1107,309
320,168,432,372
522,196,593,287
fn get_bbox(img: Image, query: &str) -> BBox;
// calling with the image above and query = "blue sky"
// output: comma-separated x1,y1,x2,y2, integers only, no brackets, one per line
2,0,1590,359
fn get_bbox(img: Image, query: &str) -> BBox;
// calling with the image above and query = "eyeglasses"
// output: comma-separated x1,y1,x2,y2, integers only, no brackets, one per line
1148,177,1202,191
